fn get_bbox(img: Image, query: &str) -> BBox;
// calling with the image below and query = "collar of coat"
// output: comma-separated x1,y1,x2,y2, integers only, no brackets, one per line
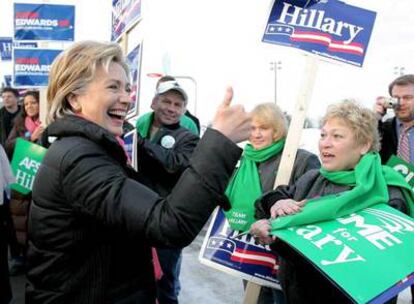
45,115,128,165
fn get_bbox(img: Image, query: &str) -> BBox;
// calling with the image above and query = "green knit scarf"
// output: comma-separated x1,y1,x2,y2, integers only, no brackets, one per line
135,112,154,139
270,152,414,233
225,139,285,231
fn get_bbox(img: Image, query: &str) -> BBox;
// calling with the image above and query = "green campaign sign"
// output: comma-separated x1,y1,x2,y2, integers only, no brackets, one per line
387,155,414,190
274,204,414,303
10,138,47,195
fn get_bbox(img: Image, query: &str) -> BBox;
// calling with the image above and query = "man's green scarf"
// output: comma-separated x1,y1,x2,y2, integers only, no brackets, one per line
136,112,154,139
270,152,414,233
225,139,285,231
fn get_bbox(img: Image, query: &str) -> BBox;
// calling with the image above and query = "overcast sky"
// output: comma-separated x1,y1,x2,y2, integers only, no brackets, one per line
1,0,413,126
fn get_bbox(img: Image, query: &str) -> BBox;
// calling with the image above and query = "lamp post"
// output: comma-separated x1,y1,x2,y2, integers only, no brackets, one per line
270,61,282,104
394,66,405,76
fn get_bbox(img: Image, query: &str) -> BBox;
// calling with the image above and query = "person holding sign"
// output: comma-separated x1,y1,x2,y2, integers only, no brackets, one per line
5,90,44,159
25,41,251,303
375,74,414,303
225,102,319,303
251,101,413,303
4,90,44,275
375,74,414,164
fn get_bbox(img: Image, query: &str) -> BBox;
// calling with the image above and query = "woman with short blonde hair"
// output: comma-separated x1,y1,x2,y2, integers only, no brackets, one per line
252,100,414,303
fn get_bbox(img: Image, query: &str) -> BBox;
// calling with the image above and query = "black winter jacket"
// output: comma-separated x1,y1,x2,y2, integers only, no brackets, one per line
26,115,240,303
378,117,398,164
256,169,407,304
137,123,199,197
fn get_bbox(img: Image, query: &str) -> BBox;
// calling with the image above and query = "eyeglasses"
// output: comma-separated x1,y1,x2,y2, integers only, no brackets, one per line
392,95,414,103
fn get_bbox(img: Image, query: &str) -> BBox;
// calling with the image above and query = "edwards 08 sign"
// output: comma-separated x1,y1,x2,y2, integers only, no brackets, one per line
262,0,376,67
14,3,75,41
13,48,61,87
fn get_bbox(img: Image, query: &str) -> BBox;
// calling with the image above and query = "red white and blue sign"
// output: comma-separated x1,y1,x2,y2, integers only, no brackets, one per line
0,37,13,61
262,0,376,67
199,208,281,288
112,0,142,41
13,48,61,87
122,130,137,168
1,37,38,61
126,43,142,118
14,3,75,41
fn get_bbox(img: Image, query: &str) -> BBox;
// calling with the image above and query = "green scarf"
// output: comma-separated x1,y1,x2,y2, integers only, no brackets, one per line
225,139,285,231
135,112,154,139
270,152,414,233
135,112,199,138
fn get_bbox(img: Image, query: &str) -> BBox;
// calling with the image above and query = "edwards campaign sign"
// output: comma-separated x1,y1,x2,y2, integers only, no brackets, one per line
274,204,414,303
262,0,376,67
14,3,75,41
112,0,142,41
13,48,61,87
200,208,281,289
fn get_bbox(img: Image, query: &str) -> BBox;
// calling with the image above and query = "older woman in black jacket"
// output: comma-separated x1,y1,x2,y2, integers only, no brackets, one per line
26,40,251,303
251,101,412,304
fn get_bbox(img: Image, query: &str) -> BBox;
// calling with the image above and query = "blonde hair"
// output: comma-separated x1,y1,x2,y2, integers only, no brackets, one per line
251,103,287,141
321,100,380,152
47,40,129,124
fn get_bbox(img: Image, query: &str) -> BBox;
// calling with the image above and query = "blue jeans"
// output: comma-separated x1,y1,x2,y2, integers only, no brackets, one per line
156,248,182,304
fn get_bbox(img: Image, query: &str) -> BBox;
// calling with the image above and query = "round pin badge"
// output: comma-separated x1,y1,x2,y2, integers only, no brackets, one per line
161,135,175,148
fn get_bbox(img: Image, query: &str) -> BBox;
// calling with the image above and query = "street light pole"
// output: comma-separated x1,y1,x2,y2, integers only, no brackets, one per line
270,61,282,104
394,66,405,76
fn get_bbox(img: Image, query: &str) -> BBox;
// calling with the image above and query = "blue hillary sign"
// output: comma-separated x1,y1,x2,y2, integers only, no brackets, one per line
0,37,13,61
199,208,281,288
112,0,142,41
14,3,75,41
4,75,12,87
13,48,61,87
1,38,38,61
262,0,376,67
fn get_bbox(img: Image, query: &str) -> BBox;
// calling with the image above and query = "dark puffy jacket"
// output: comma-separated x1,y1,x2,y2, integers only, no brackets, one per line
26,115,240,303
256,169,408,304
137,123,199,197
378,117,398,164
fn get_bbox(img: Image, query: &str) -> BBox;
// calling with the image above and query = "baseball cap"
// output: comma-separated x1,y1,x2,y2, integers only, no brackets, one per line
156,80,188,102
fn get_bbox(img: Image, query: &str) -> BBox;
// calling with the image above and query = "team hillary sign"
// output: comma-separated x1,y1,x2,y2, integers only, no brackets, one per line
262,0,376,67
200,208,281,289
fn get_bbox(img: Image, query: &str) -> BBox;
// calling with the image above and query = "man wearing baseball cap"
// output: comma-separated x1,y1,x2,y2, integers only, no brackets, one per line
135,79,199,304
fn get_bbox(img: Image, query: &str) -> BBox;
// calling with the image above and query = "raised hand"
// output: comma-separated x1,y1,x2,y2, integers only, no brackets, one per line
211,86,251,143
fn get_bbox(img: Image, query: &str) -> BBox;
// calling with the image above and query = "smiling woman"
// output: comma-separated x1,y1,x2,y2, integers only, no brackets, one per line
25,40,252,303
252,100,414,303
